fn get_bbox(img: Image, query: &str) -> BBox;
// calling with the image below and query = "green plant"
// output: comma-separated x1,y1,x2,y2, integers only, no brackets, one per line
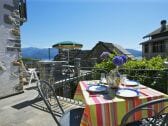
95,52,120,71
121,56,167,93
147,56,165,69
0,66,2,71
123,56,165,70
21,58,40,63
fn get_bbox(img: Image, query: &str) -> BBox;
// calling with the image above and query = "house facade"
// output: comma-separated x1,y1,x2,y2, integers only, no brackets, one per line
140,20,168,59
0,0,27,98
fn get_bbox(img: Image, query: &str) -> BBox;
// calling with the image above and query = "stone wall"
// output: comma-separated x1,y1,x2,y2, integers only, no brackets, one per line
0,0,22,98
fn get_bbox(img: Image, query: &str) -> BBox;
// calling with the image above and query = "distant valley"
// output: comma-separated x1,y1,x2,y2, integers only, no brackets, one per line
21,47,58,60
21,47,142,60
126,49,142,57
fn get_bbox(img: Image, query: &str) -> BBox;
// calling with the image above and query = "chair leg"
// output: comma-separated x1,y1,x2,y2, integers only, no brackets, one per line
28,72,33,86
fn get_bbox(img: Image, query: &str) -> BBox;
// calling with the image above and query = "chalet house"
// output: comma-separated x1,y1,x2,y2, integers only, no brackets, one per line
140,20,168,59
85,41,135,61
0,0,27,98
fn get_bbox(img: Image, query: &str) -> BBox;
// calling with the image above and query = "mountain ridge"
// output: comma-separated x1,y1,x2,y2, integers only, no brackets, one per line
21,47,142,60
126,49,142,57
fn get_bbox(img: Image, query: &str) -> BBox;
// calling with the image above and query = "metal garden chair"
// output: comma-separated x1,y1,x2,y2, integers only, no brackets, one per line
37,80,84,126
120,98,168,126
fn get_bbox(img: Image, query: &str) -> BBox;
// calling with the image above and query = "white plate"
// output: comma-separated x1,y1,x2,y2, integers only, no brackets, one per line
86,85,107,93
116,88,139,98
123,80,139,86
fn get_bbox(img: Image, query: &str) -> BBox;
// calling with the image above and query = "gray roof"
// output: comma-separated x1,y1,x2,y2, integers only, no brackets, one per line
113,44,135,59
96,41,135,59
143,25,168,38
140,36,168,45
113,44,131,55
102,42,115,52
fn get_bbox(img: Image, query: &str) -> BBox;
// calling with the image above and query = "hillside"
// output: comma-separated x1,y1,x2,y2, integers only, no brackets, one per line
21,47,58,60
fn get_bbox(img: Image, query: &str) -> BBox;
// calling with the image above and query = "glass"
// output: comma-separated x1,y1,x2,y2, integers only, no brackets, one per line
107,70,120,88
106,74,113,88
100,73,106,84
120,74,127,87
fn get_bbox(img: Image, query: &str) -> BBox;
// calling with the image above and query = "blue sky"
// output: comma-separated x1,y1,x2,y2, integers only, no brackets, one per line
21,0,168,50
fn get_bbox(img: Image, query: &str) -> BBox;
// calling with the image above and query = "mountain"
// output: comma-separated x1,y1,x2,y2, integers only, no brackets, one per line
126,49,142,57
21,47,141,60
21,47,58,60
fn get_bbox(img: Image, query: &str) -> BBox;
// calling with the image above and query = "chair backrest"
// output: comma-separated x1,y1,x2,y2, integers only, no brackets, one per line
120,98,168,126
37,80,64,126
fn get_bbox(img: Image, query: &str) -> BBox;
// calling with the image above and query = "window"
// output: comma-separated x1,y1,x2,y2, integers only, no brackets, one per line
152,41,165,53
144,44,149,53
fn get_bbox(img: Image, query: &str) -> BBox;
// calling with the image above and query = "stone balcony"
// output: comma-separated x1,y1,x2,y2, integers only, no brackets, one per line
0,86,56,126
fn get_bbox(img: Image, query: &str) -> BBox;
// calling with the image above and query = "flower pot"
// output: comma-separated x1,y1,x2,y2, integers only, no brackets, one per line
107,69,121,88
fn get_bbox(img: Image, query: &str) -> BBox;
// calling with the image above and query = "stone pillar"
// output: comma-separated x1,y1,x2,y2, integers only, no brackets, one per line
0,0,25,98
75,58,81,76
148,43,153,59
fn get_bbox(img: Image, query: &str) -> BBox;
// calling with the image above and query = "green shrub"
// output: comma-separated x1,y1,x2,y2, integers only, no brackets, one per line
0,66,2,71
123,56,165,70
21,58,40,63
96,55,166,70
95,52,118,71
